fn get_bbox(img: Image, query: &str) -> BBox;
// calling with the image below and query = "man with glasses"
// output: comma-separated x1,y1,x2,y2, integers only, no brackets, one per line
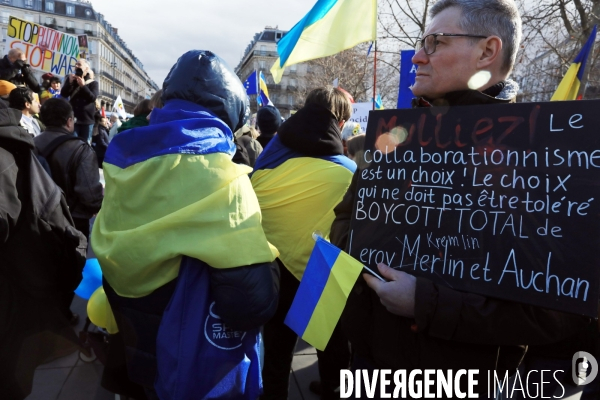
330,0,589,398
8,87,42,137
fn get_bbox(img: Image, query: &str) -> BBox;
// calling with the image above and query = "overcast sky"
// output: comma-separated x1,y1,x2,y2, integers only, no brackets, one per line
93,0,316,85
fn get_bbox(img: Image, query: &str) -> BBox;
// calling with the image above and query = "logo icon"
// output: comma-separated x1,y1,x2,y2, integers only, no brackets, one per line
572,351,598,385
204,302,246,350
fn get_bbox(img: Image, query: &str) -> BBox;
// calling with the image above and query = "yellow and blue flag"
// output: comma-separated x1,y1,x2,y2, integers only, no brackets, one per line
257,71,273,107
270,0,377,83
285,237,363,350
251,136,356,281
92,99,278,297
243,71,258,96
374,94,384,110
551,25,597,101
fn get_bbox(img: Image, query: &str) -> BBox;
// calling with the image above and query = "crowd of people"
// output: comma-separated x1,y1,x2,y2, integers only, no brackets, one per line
1,0,599,399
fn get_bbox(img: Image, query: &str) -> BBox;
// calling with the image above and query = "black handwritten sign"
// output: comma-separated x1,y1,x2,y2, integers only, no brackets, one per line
349,100,600,317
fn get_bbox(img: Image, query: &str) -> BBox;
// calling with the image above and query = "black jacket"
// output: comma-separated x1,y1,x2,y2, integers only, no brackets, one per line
34,127,103,219
331,84,589,395
92,125,109,167
60,75,99,125
0,109,77,399
0,109,28,245
0,56,39,93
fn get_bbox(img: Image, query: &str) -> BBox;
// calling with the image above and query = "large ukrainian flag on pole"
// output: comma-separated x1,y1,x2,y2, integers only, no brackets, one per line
551,25,597,101
285,237,363,350
270,0,377,83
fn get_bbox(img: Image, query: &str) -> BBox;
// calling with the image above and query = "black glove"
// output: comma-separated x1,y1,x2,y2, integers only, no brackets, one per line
13,59,25,69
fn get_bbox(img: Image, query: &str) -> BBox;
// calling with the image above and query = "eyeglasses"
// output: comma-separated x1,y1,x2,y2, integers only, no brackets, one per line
415,33,488,55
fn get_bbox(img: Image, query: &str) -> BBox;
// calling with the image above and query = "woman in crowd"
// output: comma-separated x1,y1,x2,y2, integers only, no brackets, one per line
252,86,356,400
117,99,152,134
60,59,99,144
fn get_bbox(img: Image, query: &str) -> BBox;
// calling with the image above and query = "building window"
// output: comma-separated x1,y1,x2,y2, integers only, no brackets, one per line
45,17,54,25
290,64,297,72
24,0,33,8
290,79,296,87
84,23,92,32
46,1,54,11
259,60,266,70
276,32,282,39
24,15,34,22
2,0,10,5
66,5,75,15
85,9,92,17
66,20,74,29
1,12,9,24
2,28,7,43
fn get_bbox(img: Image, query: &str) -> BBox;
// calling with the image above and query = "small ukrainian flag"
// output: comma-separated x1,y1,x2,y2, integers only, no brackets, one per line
374,94,384,110
257,71,273,107
285,236,364,350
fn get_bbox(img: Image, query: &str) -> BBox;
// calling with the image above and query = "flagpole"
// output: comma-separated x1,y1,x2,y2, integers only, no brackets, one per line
372,41,377,110
256,70,260,110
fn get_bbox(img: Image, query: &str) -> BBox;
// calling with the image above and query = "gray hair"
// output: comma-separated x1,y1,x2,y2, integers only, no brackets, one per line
430,0,522,73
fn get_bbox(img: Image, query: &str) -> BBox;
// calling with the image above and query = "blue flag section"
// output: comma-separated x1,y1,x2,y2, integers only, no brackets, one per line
155,257,262,399
244,71,258,96
397,50,417,109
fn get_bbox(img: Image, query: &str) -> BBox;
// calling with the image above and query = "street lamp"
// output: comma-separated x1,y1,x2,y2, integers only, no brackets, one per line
110,57,117,97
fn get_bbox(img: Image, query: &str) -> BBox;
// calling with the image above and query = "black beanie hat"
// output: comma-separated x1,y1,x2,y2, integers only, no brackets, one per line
256,106,281,136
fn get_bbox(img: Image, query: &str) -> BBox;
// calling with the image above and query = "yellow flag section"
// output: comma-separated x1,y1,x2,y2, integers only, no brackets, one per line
285,237,363,351
251,157,353,280
270,0,377,83
92,153,279,298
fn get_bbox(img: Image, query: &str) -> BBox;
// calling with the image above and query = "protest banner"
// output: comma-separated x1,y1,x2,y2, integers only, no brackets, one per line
78,35,89,58
349,100,600,317
7,16,79,75
348,102,371,133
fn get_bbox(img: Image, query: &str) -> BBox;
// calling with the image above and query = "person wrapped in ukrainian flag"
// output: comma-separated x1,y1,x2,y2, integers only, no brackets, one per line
251,87,356,399
91,50,280,400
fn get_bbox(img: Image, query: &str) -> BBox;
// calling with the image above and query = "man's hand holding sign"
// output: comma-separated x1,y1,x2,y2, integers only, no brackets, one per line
363,263,416,318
